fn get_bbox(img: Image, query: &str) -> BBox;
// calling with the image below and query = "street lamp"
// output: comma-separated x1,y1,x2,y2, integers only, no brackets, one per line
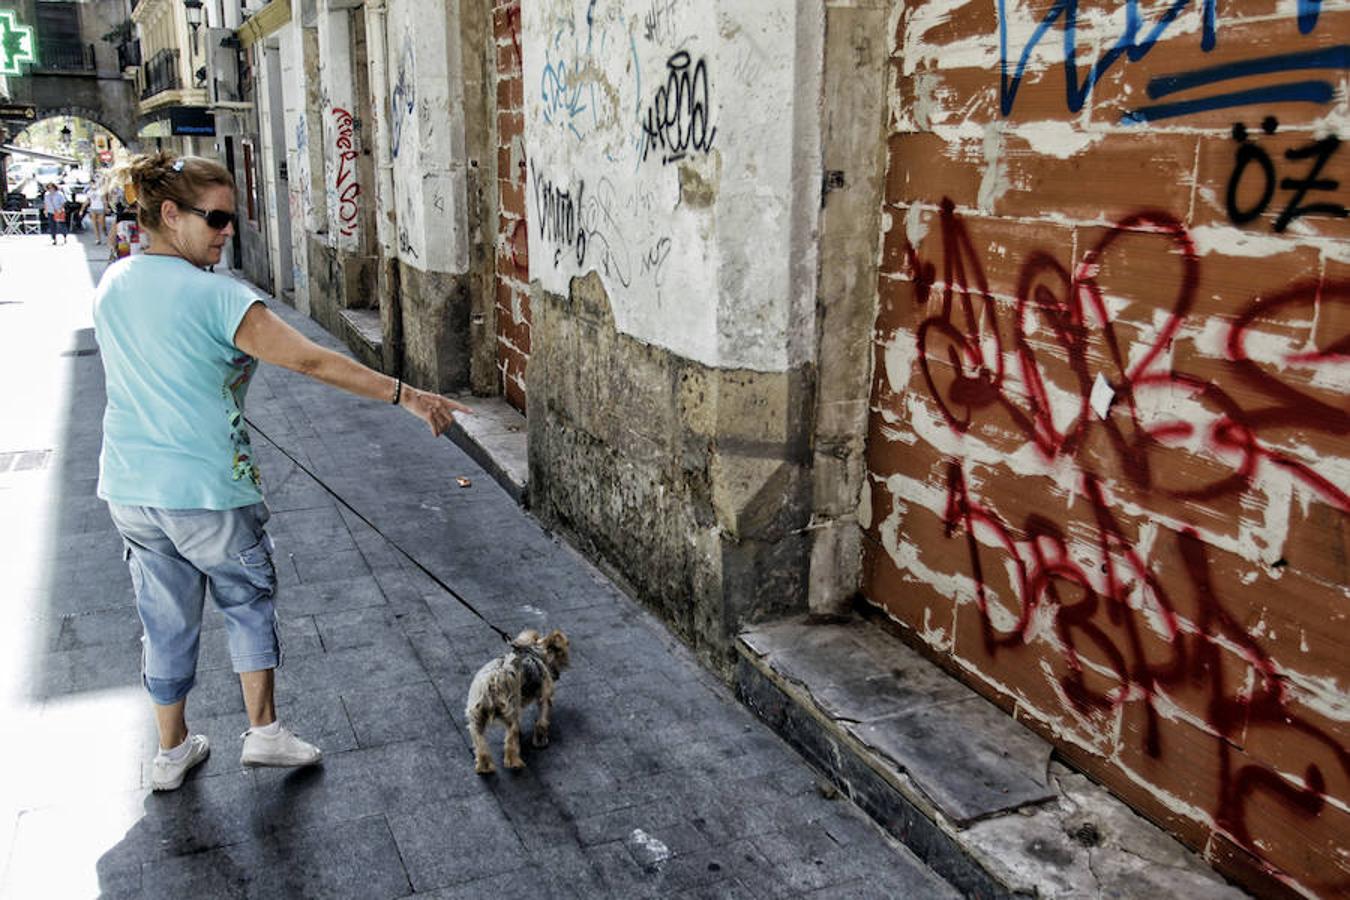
183,0,203,54
59,124,71,147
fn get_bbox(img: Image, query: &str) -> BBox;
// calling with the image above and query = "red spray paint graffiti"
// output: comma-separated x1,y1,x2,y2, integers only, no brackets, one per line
913,200,1349,509
331,106,361,239
887,199,1349,889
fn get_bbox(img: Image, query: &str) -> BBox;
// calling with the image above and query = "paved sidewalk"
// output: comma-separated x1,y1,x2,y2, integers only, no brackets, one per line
0,233,958,899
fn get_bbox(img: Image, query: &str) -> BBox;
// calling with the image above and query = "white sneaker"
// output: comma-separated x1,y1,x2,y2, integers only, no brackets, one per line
151,734,210,791
240,725,322,768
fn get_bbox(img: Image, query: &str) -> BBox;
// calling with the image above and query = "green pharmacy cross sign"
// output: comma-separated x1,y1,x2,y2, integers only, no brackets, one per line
0,9,36,76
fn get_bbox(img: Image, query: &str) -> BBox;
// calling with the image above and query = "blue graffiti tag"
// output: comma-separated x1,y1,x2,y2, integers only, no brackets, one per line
541,53,591,142
390,33,415,157
1127,45,1347,124
998,0,1334,122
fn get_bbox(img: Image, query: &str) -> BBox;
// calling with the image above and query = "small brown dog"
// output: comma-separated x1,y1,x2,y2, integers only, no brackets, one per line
465,628,570,774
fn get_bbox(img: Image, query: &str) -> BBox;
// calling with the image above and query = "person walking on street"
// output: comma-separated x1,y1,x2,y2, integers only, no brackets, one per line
88,173,108,244
43,182,68,244
93,151,473,791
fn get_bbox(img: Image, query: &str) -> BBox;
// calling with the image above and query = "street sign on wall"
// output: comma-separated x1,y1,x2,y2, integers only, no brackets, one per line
169,107,215,136
0,103,37,122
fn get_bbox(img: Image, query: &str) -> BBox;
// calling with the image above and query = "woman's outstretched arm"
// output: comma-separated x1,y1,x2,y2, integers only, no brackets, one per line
233,301,472,435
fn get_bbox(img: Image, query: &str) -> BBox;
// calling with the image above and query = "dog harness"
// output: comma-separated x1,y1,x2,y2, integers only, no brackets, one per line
511,645,559,701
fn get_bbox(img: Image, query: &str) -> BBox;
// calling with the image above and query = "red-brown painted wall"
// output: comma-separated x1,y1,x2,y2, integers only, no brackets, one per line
864,3,1347,896
494,0,530,412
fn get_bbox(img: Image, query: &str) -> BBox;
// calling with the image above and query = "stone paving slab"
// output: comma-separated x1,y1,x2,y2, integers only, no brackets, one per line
0,236,958,899
740,617,1055,825
445,395,529,504
737,615,1248,899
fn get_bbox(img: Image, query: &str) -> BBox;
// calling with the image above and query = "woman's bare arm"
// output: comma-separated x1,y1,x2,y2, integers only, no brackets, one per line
232,301,471,435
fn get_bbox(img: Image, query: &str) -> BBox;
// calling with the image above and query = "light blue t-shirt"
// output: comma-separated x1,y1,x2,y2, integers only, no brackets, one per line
94,255,264,510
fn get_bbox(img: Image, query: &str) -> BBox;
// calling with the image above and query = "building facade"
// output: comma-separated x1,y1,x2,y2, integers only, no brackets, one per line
0,0,141,151
242,2,1349,896
132,0,266,282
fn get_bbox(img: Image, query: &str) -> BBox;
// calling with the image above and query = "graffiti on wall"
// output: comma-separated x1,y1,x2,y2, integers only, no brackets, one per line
638,51,717,165
534,166,587,267
526,0,815,370
330,106,361,239
292,116,313,224
538,6,641,145
528,0,718,307
390,32,416,159
1226,118,1346,232
531,161,634,287
884,197,1348,878
996,0,1341,122
876,3,1350,888
908,202,1347,511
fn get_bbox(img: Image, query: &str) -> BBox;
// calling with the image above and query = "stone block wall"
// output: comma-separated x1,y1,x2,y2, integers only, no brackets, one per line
528,274,815,668
864,2,1349,896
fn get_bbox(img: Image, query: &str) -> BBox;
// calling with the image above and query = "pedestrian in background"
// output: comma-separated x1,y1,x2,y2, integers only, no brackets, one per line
93,151,472,790
42,182,68,244
65,188,86,234
87,172,108,244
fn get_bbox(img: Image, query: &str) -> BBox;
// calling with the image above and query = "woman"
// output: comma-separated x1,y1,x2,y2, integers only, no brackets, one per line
87,172,108,244
42,182,68,244
93,152,471,790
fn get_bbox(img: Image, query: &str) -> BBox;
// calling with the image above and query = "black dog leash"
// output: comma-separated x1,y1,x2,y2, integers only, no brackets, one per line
245,416,514,644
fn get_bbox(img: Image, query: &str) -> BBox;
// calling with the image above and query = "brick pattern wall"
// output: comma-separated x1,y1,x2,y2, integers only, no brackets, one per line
493,0,529,412
864,3,1348,897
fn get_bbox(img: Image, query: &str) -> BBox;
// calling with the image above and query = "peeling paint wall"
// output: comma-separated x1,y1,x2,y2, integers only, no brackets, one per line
865,2,1348,896
317,5,363,251
521,0,822,372
386,0,469,274
280,21,316,315
522,0,826,667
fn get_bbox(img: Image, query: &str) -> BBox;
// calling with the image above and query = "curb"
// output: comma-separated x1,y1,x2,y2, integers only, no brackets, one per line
735,616,1249,900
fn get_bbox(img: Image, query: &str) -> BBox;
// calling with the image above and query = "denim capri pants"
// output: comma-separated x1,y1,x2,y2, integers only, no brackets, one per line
109,502,281,705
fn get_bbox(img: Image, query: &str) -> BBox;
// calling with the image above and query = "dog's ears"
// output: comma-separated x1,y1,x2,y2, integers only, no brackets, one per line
543,629,568,648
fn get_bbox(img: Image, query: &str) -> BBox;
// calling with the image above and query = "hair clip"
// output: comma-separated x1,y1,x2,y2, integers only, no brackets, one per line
171,159,185,172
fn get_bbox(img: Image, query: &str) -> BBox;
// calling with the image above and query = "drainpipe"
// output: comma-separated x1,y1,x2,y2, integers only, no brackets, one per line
362,0,395,255
362,0,403,378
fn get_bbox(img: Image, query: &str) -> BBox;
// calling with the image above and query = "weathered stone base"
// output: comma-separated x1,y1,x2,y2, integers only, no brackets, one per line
302,239,471,392
526,273,814,672
304,236,374,338
397,260,471,392
337,308,383,372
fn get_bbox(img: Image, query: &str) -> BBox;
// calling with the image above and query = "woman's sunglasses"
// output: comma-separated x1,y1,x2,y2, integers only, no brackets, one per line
182,204,237,230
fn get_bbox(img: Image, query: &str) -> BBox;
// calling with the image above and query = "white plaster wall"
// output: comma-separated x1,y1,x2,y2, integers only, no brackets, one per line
384,0,468,273
522,0,824,372
363,1,396,254
279,22,312,314
317,3,361,251
256,41,284,295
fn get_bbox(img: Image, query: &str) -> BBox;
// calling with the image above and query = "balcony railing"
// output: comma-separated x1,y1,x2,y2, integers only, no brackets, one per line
141,48,181,100
37,42,96,73
117,39,142,70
